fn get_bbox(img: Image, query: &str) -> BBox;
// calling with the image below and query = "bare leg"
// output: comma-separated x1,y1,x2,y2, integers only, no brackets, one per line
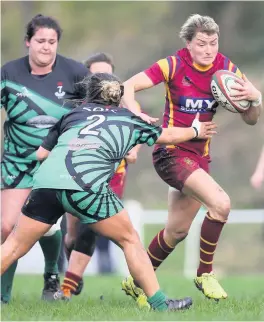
91,210,159,297
65,213,79,253
1,189,31,243
67,251,90,277
164,187,201,246
1,214,51,275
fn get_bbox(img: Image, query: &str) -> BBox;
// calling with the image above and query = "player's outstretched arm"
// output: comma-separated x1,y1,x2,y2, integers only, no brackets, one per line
122,72,158,124
36,146,50,161
122,72,154,110
156,113,217,145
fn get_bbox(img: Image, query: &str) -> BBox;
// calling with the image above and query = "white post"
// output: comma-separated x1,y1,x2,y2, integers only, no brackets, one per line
110,199,144,276
183,208,204,279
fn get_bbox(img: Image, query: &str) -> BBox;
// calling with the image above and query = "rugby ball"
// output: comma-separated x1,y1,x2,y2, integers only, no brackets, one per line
211,70,250,113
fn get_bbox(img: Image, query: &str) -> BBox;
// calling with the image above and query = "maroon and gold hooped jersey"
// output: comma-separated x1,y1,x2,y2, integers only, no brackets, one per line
144,48,242,159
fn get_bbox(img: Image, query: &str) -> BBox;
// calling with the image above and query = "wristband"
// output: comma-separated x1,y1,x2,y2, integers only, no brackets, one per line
192,126,198,139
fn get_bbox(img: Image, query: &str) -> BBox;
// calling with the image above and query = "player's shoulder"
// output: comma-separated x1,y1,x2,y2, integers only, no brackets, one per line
216,52,228,63
157,52,180,66
214,52,241,75
1,56,27,74
56,54,88,77
215,52,236,67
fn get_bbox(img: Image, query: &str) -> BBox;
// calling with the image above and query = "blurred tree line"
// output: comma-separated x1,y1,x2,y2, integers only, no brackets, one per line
1,1,264,208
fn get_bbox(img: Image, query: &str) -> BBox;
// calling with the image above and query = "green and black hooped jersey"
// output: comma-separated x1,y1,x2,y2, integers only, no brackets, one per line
33,103,162,193
1,54,88,188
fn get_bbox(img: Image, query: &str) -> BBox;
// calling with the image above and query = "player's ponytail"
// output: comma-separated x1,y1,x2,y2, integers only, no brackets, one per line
99,79,124,105
86,73,124,106
66,73,124,108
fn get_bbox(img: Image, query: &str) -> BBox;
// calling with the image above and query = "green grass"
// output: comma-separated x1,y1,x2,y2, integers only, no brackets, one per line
2,273,264,321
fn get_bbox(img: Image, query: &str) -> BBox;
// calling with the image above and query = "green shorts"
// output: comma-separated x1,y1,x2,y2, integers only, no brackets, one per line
1,160,40,189
22,188,124,224
1,139,39,189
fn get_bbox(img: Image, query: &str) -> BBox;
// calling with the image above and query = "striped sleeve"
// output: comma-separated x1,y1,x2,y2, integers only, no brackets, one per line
144,55,178,85
223,56,243,78
132,116,162,146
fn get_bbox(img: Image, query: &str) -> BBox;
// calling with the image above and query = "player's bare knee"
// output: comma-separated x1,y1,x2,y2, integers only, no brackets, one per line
119,228,140,249
209,194,231,221
165,228,188,244
4,236,22,259
64,233,76,248
13,245,28,260
1,222,14,243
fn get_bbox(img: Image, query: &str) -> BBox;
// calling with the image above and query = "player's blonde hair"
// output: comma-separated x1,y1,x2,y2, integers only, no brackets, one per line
70,73,124,107
179,14,219,42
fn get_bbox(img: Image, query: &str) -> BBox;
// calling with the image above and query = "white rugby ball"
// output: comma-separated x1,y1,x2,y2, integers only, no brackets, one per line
211,70,251,113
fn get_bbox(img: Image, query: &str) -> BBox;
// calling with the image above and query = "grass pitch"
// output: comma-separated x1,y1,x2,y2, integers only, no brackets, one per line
2,273,264,321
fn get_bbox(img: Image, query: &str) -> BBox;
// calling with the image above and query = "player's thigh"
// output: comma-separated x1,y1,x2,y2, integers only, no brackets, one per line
182,168,231,220
153,148,202,229
90,209,138,248
153,148,203,191
165,187,201,236
6,213,52,257
61,190,136,247
1,188,32,242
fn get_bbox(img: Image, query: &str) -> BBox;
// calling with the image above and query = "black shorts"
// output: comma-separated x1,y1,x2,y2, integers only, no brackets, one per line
22,188,124,225
22,189,65,225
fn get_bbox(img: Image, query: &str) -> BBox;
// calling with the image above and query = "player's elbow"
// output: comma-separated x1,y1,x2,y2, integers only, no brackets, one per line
242,116,259,126
36,147,50,161
123,79,136,91
36,152,46,161
248,119,258,126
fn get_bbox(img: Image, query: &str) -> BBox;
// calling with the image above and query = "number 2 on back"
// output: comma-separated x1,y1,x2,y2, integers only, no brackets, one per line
80,115,106,136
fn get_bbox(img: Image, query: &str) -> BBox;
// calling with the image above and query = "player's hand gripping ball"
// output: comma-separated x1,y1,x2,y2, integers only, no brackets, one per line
211,70,250,113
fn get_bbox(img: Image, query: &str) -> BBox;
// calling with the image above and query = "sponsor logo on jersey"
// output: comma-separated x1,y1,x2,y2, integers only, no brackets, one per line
26,116,58,129
68,138,101,151
55,82,65,99
179,96,218,114
16,87,33,98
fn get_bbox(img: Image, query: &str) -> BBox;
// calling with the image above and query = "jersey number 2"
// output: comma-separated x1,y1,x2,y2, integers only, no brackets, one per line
80,115,106,136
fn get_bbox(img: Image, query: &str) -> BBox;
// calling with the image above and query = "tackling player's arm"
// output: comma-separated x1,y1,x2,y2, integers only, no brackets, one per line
156,114,217,145
134,113,217,147
36,118,63,161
